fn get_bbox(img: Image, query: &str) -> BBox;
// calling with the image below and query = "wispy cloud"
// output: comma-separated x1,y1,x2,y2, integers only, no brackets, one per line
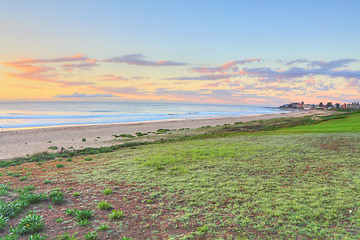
7,54,89,64
98,75,146,81
54,92,116,98
286,58,358,69
62,59,99,71
99,75,130,81
189,58,262,73
103,54,186,66
165,73,233,81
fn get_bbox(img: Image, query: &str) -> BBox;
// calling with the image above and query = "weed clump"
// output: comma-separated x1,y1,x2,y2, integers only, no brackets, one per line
108,209,123,220
11,213,45,235
28,233,49,240
102,188,113,195
84,231,98,240
97,223,109,231
97,201,113,210
54,232,79,240
48,189,65,204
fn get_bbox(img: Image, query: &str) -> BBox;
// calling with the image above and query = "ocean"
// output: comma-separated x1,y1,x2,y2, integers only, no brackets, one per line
0,101,285,129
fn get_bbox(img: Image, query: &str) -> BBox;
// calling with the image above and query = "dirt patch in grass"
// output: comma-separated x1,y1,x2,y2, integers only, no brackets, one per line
0,157,208,239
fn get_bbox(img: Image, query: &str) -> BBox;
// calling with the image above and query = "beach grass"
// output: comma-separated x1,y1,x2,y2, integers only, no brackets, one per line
72,113,360,238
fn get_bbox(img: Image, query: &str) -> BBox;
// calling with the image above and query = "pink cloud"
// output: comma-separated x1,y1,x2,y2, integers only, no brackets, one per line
99,75,130,81
3,54,98,86
190,58,262,73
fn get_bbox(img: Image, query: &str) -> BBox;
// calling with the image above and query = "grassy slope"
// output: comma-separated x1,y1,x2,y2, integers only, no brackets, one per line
278,113,360,133
73,114,360,239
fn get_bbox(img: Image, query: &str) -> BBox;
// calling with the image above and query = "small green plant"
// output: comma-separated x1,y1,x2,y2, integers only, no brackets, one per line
54,232,79,240
76,209,94,220
72,192,81,197
28,233,49,240
156,128,171,134
66,158,72,162
8,172,20,177
48,146,58,150
16,185,35,193
97,223,109,231
65,208,79,216
112,134,135,138
19,176,28,181
84,231,98,240
97,201,113,210
56,164,64,168
0,189,9,196
78,218,91,227
82,138,87,142
0,214,8,230
135,132,148,137
108,209,123,220
19,192,47,204
48,190,65,204
0,234,20,240
43,180,51,184
102,188,113,195
11,214,45,234
196,225,209,234
56,218,63,223
84,158,92,161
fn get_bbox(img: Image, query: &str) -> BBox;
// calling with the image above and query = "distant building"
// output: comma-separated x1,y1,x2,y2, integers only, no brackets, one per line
347,102,360,109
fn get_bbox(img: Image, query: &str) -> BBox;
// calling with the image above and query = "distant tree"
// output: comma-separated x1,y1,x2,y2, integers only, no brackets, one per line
319,102,324,108
335,103,340,108
326,102,333,108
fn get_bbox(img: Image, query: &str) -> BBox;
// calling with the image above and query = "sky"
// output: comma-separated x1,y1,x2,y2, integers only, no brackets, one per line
1,0,359,106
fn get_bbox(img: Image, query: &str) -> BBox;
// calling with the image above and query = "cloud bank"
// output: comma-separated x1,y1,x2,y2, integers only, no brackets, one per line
103,54,186,66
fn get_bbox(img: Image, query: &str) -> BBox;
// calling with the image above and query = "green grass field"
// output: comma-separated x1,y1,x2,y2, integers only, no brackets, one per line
73,112,360,239
278,113,360,133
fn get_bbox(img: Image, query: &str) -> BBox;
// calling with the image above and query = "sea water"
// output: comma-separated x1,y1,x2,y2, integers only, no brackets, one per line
0,101,285,129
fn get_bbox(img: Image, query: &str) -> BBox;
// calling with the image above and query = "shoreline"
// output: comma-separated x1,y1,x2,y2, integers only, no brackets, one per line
0,110,319,160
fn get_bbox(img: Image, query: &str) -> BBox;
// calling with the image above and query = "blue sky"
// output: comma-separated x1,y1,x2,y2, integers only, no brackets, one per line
1,0,359,105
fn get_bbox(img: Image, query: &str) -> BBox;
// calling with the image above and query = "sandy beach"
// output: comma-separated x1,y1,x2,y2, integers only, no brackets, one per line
0,110,320,160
